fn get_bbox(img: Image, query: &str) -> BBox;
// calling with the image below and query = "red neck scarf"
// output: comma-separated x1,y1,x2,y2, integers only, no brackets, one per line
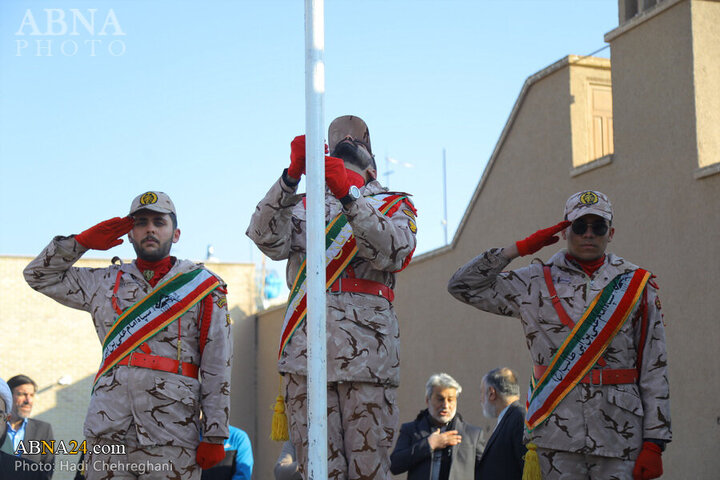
565,253,605,277
135,256,175,287
566,253,605,277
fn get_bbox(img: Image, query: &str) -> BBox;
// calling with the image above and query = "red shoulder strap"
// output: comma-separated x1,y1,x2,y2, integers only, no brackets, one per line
542,265,575,330
111,270,124,315
542,265,606,367
635,286,650,375
198,295,214,356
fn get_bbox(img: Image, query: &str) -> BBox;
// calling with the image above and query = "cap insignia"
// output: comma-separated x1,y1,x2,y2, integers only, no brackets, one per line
140,192,158,206
579,191,599,205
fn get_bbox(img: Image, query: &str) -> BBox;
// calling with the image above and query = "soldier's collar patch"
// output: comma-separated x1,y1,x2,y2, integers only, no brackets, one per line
143,270,154,282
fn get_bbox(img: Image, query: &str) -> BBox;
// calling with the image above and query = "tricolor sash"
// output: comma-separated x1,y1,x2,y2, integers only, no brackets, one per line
93,268,220,388
525,268,650,431
279,193,407,359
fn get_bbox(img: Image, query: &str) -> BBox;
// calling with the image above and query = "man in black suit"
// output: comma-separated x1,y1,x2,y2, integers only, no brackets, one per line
6,375,55,477
1,376,50,480
476,367,526,480
390,373,484,480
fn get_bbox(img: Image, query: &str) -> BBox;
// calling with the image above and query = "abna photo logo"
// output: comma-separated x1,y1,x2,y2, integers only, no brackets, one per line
15,8,126,57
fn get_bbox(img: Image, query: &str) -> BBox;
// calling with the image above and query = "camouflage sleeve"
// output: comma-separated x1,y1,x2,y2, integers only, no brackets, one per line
447,248,527,318
343,196,417,272
246,177,303,261
199,287,233,441
638,283,672,443
23,235,100,312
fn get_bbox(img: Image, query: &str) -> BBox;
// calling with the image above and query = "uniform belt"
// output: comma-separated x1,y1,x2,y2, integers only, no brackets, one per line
329,279,394,302
117,351,199,379
534,365,637,386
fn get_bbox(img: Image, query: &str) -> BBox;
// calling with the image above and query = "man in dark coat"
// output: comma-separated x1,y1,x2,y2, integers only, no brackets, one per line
390,373,484,480
476,367,526,480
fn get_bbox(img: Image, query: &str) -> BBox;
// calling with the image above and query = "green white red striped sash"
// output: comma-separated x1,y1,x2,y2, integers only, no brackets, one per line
525,268,650,431
279,193,407,359
93,268,220,388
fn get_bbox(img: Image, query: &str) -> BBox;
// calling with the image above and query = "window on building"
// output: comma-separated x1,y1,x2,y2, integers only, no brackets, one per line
589,83,614,161
625,0,639,20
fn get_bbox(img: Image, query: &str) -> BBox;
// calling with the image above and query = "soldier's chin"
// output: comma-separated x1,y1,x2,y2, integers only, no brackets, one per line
137,247,166,262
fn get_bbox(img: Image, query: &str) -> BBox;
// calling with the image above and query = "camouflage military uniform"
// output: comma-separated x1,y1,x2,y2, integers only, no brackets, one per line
24,236,233,480
247,177,417,480
448,249,671,478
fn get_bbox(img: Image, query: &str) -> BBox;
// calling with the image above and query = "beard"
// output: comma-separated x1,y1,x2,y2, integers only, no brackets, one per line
482,398,497,419
428,405,456,425
331,140,373,170
131,235,173,262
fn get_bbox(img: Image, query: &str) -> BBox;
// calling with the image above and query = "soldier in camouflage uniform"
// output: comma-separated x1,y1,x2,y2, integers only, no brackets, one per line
24,191,233,480
448,191,670,480
247,116,417,480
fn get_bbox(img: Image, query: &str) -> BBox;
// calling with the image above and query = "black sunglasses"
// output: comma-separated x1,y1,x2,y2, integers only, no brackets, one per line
571,219,609,236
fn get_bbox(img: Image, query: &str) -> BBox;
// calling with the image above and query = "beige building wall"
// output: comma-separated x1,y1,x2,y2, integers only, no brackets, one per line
691,0,720,171
568,57,613,169
0,255,256,480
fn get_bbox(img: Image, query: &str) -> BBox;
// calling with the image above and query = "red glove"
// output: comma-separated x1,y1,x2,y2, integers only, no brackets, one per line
633,441,663,480
288,135,306,180
75,217,134,250
288,135,330,181
196,441,226,470
515,221,571,256
325,155,351,198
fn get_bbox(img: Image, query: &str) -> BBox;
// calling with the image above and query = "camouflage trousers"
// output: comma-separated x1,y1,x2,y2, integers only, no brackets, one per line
537,447,636,480
283,373,398,480
85,428,200,480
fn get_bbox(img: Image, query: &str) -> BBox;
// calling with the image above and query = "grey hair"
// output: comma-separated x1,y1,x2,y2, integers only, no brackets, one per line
425,373,462,399
483,367,520,398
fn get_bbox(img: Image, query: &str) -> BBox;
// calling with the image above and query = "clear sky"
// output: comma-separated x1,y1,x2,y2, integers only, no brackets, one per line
0,0,617,284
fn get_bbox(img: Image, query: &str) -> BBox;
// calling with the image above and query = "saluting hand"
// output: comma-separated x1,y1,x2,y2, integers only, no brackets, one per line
515,221,571,257
428,429,462,450
75,216,134,251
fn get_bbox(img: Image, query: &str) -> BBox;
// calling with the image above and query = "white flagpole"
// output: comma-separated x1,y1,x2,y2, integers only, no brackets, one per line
304,1,328,479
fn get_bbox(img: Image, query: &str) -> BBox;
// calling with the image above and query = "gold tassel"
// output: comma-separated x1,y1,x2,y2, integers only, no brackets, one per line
522,442,542,480
270,382,289,441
